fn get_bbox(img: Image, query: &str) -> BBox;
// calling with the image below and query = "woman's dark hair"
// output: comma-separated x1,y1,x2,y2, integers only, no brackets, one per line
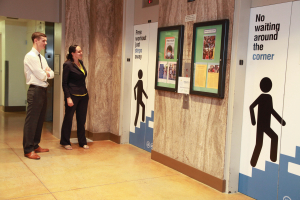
167,45,172,52
66,45,79,62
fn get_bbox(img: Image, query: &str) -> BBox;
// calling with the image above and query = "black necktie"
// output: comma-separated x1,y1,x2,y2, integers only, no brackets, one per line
38,54,48,84
38,54,43,69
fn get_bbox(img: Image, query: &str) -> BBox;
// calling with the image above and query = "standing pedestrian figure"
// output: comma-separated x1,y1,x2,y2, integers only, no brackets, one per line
60,45,89,150
23,32,54,160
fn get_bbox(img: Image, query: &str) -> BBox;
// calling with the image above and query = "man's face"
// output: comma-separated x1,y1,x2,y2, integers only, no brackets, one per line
35,36,47,50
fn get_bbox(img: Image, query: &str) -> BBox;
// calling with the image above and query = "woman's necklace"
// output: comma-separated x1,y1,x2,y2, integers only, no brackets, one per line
75,61,82,69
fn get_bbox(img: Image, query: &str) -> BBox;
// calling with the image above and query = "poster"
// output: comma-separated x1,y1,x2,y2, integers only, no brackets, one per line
155,25,184,92
129,23,158,153
238,2,300,200
164,37,175,59
190,20,228,98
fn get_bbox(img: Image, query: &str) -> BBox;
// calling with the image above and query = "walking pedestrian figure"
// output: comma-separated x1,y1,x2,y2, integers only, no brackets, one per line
249,77,286,167
134,70,148,126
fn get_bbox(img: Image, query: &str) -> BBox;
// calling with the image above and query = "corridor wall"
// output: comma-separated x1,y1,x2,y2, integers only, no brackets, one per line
64,0,123,137
151,0,234,192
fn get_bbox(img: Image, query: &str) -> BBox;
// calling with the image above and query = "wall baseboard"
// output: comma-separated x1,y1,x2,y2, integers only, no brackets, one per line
151,150,226,192
71,131,121,144
2,106,26,112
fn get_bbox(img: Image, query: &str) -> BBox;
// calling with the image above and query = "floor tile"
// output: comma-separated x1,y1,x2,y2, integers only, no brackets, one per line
52,175,254,200
0,176,50,200
0,108,252,200
10,194,56,200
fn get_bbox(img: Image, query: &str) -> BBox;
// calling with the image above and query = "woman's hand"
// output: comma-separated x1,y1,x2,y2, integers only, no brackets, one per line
67,97,74,107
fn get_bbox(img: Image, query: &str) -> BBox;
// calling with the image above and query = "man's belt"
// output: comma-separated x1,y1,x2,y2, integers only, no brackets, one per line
29,85,47,90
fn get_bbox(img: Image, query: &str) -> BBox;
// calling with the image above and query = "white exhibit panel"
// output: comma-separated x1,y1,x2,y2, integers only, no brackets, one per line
129,23,158,152
277,1,300,200
238,2,292,200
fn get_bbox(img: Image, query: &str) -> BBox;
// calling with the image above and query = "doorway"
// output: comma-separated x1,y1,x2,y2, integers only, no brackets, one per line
129,22,157,152
0,18,55,122
0,33,2,106
238,2,300,200
45,22,54,122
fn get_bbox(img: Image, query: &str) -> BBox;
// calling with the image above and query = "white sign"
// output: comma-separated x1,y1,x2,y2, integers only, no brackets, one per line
185,14,196,22
204,29,217,34
240,2,292,176
130,23,157,133
177,77,190,94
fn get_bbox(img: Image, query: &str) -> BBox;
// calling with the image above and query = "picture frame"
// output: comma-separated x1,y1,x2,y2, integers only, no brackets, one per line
154,25,184,92
190,19,229,98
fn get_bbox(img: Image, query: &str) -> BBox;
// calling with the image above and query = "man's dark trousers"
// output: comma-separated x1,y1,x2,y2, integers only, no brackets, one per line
23,85,47,154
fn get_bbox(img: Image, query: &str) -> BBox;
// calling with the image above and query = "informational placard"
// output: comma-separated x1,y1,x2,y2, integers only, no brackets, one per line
177,77,190,94
238,2,298,200
155,25,184,92
185,14,196,22
190,20,228,98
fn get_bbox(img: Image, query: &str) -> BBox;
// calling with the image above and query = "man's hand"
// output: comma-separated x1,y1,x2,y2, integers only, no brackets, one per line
46,71,50,78
67,97,74,107
45,67,51,72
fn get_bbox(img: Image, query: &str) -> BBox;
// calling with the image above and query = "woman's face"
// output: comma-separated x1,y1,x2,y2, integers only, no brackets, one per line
72,46,83,60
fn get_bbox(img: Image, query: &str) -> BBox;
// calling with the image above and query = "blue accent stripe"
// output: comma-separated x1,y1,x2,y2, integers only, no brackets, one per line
239,146,300,200
130,111,154,152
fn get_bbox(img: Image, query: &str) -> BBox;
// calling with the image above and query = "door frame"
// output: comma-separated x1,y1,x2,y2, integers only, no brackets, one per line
0,33,2,106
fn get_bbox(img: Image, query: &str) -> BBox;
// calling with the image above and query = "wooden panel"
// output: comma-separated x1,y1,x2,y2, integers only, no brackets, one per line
110,0,123,135
70,131,120,143
152,150,226,192
153,0,234,180
2,106,26,112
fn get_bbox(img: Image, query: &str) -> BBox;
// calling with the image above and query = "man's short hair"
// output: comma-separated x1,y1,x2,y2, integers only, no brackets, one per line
167,45,173,52
31,32,47,43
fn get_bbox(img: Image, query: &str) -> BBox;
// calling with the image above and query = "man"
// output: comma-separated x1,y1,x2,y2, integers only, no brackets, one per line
23,32,54,160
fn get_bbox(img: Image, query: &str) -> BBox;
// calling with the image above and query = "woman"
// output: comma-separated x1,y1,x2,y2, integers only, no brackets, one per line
60,45,89,150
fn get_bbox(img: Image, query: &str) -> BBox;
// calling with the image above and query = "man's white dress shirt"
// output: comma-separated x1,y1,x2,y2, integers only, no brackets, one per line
24,47,54,87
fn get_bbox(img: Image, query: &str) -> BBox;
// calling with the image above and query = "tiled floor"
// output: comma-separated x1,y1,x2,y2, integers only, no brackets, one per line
0,110,253,200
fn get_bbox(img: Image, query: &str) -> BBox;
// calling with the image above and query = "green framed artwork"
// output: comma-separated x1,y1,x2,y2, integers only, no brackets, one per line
190,19,229,98
155,25,184,92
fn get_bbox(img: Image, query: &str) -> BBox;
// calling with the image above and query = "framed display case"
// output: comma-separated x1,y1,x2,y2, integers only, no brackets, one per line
190,19,229,98
155,25,184,92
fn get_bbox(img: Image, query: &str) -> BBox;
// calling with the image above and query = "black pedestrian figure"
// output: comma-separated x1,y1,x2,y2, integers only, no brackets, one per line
249,77,286,167
134,70,148,126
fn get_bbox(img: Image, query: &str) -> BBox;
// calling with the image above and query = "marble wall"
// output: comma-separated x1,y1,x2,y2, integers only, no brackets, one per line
64,0,122,135
153,0,234,180
110,0,123,135
65,0,90,131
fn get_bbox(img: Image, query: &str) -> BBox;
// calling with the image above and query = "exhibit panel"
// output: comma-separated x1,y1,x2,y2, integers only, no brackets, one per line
278,2,300,199
129,23,157,152
238,2,292,200
190,20,229,98
154,25,184,92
